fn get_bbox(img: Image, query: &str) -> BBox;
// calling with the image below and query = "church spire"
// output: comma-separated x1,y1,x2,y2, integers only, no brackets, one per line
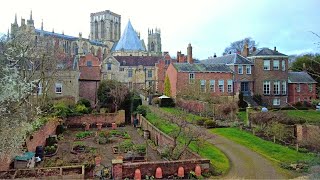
30,10,33,20
14,13,17,24
41,19,43,30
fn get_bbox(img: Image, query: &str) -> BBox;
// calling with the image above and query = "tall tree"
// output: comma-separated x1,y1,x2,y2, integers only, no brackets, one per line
164,75,171,96
224,37,257,54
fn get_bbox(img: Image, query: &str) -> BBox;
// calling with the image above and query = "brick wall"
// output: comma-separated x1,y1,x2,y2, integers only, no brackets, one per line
26,118,60,152
176,99,207,114
79,81,99,107
252,57,288,106
138,115,200,159
296,124,320,150
288,83,317,104
65,110,125,127
166,63,178,97
121,159,210,179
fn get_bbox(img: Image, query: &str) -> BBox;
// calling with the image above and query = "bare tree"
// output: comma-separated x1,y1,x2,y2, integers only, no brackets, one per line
223,37,258,55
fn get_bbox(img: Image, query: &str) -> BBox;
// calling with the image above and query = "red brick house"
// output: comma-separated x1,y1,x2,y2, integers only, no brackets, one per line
203,53,254,96
166,63,234,98
79,53,101,107
288,71,317,104
156,52,176,94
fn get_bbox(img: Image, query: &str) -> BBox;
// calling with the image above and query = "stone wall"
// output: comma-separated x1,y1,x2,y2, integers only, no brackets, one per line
65,110,125,127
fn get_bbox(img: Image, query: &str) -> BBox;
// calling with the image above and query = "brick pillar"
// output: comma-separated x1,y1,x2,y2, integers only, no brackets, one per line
112,159,123,180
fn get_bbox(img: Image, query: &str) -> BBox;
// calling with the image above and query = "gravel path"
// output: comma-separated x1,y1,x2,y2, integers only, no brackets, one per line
207,130,285,179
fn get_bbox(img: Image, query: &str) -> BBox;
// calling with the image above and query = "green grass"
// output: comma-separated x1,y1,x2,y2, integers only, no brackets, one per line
210,128,317,165
284,110,320,124
146,112,229,174
160,107,204,122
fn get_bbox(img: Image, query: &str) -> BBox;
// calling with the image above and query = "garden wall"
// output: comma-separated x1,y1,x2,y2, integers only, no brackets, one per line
296,124,320,150
138,115,201,159
65,110,125,127
176,99,208,115
118,159,210,179
26,118,61,152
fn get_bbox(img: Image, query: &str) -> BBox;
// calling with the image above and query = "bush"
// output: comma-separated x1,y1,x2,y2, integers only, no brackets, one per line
75,104,89,114
77,98,91,108
53,102,72,118
196,118,210,126
152,97,160,105
159,98,175,107
136,105,150,117
204,120,217,128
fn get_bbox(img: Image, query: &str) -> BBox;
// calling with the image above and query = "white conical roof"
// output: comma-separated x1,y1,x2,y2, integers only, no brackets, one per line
114,20,146,51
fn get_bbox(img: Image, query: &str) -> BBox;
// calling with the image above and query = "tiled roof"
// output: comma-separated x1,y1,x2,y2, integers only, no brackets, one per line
288,71,317,83
114,56,161,66
79,66,101,81
114,21,146,51
202,53,253,65
250,48,287,56
173,63,233,73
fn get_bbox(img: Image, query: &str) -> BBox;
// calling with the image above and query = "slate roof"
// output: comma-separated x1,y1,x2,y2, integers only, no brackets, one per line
114,56,161,66
202,53,253,65
114,21,146,51
250,48,287,56
35,29,78,41
173,63,233,73
79,66,101,81
288,71,317,83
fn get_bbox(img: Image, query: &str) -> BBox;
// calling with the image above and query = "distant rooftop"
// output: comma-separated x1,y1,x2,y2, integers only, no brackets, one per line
250,48,287,57
113,20,146,52
173,63,233,73
202,53,253,65
35,29,78,41
114,56,161,66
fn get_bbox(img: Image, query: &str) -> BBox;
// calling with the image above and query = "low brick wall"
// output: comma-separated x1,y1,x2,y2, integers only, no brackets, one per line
65,110,125,127
138,115,201,159
176,99,207,114
296,124,320,150
26,118,60,152
115,159,210,179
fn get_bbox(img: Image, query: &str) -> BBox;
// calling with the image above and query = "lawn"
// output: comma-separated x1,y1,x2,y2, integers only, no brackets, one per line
284,110,320,124
210,128,317,165
160,107,204,122
146,112,229,175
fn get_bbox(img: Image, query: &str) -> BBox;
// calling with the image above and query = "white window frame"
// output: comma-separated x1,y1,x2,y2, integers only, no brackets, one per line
273,81,280,95
107,63,112,70
147,70,152,78
273,98,280,106
218,80,224,93
210,80,215,92
296,83,300,92
238,65,243,74
189,73,195,84
128,69,133,77
281,81,287,95
308,84,313,92
282,60,286,71
273,60,279,70
227,80,233,93
264,60,270,70
55,83,62,94
200,80,206,93
263,81,270,95
246,65,251,74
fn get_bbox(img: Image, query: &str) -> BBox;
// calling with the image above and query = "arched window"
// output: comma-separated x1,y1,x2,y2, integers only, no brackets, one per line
151,42,155,51
94,21,98,39
101,20,105,39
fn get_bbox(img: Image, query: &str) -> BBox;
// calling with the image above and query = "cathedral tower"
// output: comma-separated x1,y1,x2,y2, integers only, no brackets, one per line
147,28,162,56
10,14,19,38
90,10,121,42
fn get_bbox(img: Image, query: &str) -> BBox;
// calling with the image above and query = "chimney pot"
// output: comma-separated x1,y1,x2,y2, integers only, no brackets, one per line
274,46,277,52
214,53,217,58
253,46,256,52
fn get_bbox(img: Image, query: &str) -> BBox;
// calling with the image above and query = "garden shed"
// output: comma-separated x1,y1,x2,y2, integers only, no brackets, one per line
14,152,35,169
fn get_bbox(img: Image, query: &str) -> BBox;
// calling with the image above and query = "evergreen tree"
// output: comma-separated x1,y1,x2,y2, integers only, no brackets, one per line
164,75,171,96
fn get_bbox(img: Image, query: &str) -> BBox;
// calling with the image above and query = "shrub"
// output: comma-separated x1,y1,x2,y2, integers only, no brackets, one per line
53,102,72,118
196,118,210,126
119,140,134,152
152,97,160,105
238,92,248,108
159,98,175,107
134,144,147,154
75,104,89,114
204,120,217,128
75,131,93,139
77,98,91,108
136,105,150,117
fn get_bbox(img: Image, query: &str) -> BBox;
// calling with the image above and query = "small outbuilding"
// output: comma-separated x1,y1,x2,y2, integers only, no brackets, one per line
14,152,35,169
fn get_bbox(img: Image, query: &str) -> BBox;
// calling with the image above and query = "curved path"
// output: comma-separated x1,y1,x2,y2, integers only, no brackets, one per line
207,130,285,179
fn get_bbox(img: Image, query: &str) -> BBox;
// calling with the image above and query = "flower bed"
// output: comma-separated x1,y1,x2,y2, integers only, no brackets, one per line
75,131,94,140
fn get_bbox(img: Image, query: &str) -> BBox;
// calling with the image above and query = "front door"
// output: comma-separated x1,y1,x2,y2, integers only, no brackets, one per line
241,82,249,96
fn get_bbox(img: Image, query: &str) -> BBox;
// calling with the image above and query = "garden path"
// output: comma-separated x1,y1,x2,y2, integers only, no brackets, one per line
150,106,286,179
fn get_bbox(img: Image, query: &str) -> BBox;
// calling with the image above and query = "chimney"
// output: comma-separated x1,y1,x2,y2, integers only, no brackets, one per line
177,51,181,63
242,43,249,57
213,53,217,58
253,46,256,52
274,46,277,52
187,43,193,64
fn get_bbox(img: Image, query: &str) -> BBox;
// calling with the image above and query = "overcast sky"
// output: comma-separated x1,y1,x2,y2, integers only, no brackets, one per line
1,0,319,59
